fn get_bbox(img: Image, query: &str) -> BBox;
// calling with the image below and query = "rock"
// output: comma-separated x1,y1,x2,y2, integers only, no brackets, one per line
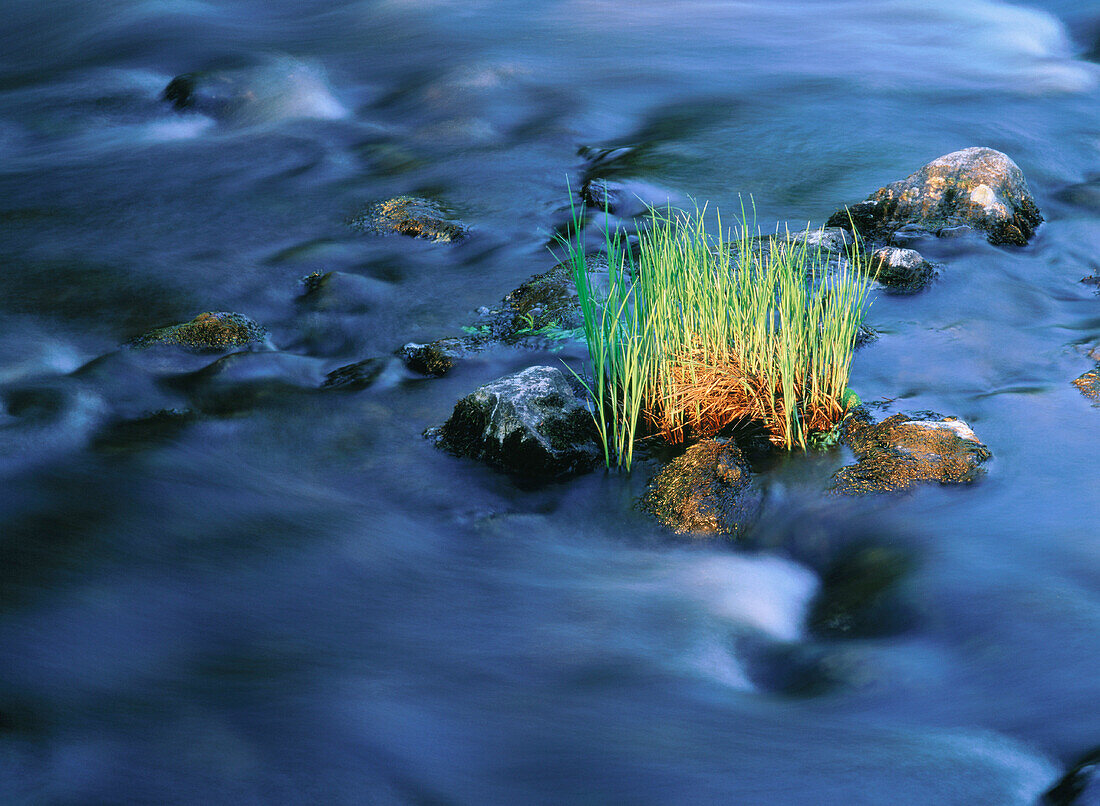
742,639,856,696
393,257,595,375
432,366,600,477
827,147,1043,246
786,226,854,254
400,339,472,377
298,271,388,313
806,544,917,638
868,246,936,293
349,196,467,243
580,178,681,218
321,357,388,391
640,438,762,535
831,409,992,495
1044,748,1100,806
162,56,346,126
129,312,268,352
1073,368,1100,403
91,409,197,453
174,352,329,414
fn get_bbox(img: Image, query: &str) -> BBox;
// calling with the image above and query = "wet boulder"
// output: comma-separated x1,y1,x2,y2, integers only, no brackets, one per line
868,246,936,293
162,56,346,126
129,312,268,352
827,147,1043,246
432,365,600,477
831,409,991,495
1073,367,1100,403
641,438,762,535
349,196,467,243
1044,747,1100,806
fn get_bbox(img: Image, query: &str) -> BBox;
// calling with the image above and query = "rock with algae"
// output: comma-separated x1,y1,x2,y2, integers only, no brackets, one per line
830,409,991,495
349,196,467,243
827,147,1043,246
641,438,762,535
129,312,267,352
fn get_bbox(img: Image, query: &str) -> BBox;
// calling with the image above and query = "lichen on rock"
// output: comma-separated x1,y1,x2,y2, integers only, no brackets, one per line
868,246,936,293
349,196,467,243
827,147,1043,246
830,409,991,495
432,365,600,477
129,312,267,351
641,438,762,535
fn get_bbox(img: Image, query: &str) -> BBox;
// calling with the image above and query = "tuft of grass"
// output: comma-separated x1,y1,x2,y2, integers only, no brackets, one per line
559,197,873,469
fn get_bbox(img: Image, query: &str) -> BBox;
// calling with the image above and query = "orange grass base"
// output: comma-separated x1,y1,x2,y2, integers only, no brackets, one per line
652,348,846,447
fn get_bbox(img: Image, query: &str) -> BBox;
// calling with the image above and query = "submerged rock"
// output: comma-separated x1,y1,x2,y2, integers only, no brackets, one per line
831,409,991,495
1073,367,1100,403
580,177,681,218
1044,747,1100,806
162,56,346,126
807,544,917,638
641,438,762,536
869,246,936,293
432,365,600,478
400,339,472,377
298,271,389,313
827,147,1043,246
129,312,268,352
349,196,467,243
321,357,388,391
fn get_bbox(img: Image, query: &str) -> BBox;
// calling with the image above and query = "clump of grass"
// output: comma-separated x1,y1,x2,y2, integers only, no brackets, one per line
560,198,873,469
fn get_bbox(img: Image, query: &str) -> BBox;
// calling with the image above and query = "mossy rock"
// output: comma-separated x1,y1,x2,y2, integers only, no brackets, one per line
831,409,991,495
828,147,1043,246
349,196,467,243
641,438,762,535
129,312,267,351
1073,367,1100,403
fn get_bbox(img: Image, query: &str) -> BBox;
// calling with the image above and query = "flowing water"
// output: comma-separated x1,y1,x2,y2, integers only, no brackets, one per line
1,1,1099,803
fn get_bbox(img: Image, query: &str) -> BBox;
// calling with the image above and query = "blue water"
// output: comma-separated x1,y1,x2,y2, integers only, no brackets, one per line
1,1,1099,802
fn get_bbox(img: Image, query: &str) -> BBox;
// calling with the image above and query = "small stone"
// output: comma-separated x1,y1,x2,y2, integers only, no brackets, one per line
641,438,762,535
129,312,267,352
434,366,601,478
400,339,473,377
1073,368,1100,403
869,246,936,293
349,196,467,243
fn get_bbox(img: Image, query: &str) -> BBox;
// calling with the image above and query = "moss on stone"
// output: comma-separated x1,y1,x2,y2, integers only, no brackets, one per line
349,196,466,243
129,312,267,351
